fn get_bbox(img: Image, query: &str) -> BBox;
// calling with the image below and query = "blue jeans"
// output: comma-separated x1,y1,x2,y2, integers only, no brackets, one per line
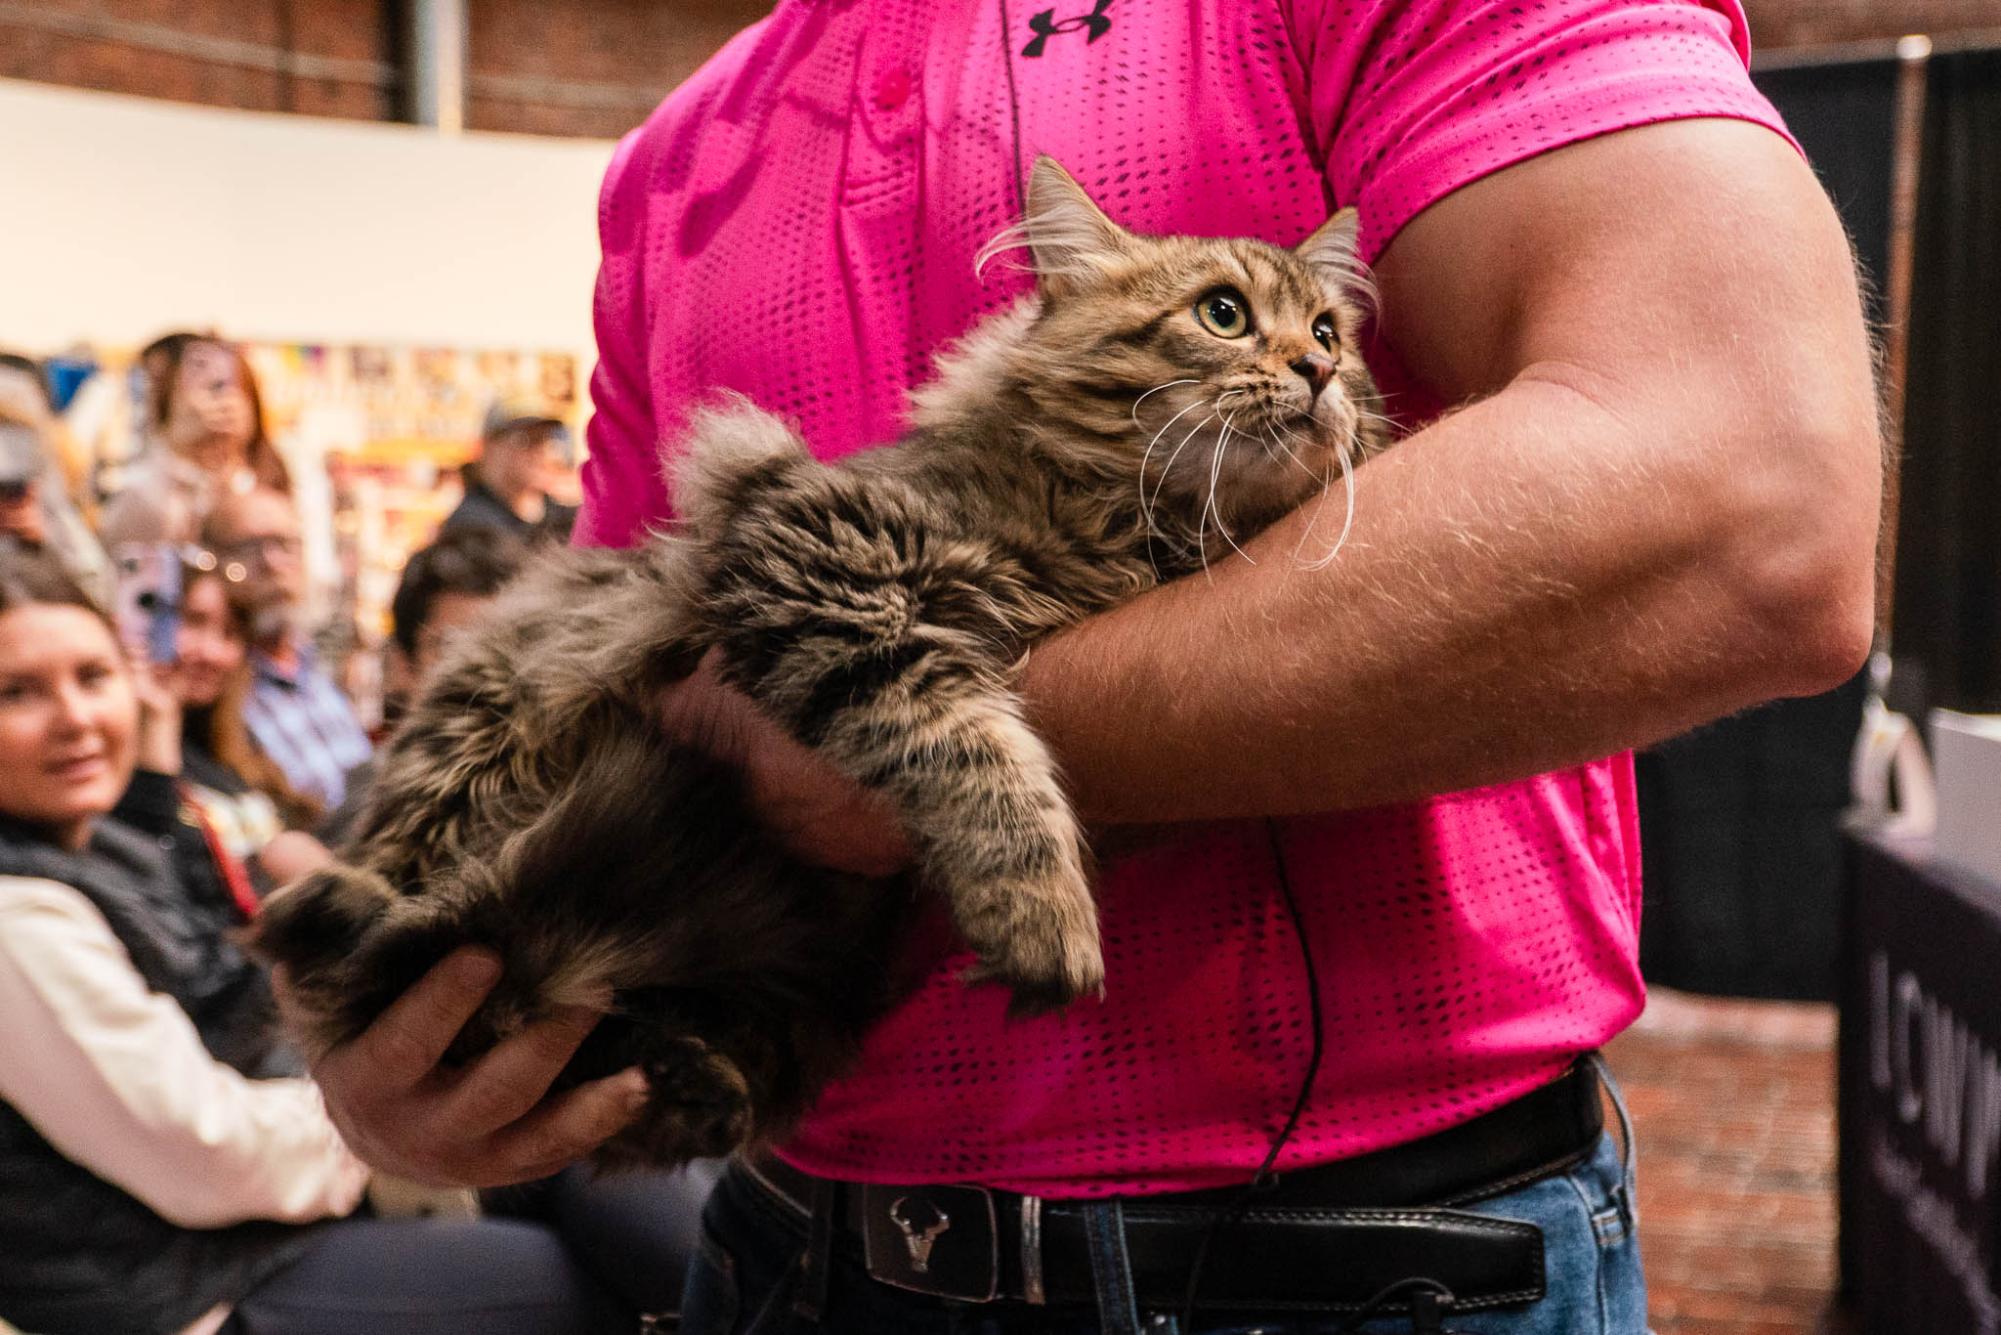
681,1111,1646,1335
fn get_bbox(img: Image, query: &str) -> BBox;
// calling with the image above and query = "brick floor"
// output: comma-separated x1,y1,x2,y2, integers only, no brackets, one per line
1605,988,1854,1335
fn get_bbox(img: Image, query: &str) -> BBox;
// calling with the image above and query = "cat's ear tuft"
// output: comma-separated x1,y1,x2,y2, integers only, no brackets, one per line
1295,207,1375,309
1020,157,1131,295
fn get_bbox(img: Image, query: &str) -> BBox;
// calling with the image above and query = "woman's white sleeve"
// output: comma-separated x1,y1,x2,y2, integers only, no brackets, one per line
0,877,369,1228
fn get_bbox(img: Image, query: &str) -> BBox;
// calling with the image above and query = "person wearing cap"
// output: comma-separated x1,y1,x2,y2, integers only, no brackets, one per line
442,397,577,543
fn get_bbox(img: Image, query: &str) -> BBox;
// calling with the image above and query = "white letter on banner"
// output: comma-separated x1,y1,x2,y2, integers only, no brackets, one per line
1925,999,1968,1166
1969,1049,2001,1202
1894,972,1924,1126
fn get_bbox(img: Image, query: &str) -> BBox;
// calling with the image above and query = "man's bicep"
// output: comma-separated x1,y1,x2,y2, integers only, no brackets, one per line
1371,117,1875,426
1369,115,1881,685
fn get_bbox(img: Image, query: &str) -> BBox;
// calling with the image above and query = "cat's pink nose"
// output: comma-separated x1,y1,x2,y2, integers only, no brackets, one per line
1289,353,1334,399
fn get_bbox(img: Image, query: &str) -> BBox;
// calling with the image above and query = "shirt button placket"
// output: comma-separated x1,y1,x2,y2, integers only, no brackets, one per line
839,6,926,437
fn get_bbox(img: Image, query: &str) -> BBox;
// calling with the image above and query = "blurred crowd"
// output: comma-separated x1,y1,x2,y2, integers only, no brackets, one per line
0,337,709,1335
0,333,578,838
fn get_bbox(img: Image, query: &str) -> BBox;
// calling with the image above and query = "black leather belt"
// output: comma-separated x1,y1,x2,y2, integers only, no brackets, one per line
739,1059,1603,1312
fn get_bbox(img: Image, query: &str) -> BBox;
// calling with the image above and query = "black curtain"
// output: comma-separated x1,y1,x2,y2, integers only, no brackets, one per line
1891,48,2001,720
1753,58,1899,323
1635,57,1897,1001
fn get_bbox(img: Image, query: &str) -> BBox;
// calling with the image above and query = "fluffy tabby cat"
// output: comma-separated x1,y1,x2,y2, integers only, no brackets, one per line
250,159,1387,1169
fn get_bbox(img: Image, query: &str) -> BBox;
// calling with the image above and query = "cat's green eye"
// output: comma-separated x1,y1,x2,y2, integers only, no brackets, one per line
1194,288,1253,339
1312,314,1338,351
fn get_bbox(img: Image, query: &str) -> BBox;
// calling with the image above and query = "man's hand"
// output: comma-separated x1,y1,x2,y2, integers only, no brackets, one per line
276,948,650,1187
658,649,914,876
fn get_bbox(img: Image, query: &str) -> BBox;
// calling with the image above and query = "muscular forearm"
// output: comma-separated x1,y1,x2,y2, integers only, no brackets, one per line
1024,371,1870,822
1023,122,1881,824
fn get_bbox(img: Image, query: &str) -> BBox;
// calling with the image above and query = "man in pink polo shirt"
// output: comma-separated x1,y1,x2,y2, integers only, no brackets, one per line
299,0,1879,1329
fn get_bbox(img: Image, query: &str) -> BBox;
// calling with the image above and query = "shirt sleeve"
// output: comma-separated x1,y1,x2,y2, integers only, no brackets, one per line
1287,0,1797,264
0,877,369,1229
576,124,670,550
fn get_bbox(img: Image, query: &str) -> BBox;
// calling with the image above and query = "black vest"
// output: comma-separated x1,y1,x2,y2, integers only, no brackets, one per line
0,810,320,1335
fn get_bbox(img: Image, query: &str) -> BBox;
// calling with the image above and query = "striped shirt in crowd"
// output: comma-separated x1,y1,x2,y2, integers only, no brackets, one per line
241,645,372,811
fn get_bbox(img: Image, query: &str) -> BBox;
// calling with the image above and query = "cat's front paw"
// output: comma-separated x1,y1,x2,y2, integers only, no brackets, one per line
959,863,1105,1018
610,1036,756,1169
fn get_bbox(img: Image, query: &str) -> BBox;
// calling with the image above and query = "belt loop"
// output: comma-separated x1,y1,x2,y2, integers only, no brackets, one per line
1080,1201,1143,1335
792,1177,838,1323
1585,1051,1638,1232
1020,1194,1047,1305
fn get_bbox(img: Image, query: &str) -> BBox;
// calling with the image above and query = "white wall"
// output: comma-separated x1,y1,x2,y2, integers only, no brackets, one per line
0,78,617,363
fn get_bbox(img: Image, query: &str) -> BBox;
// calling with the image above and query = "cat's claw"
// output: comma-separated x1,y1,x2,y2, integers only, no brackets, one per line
617,1036,756,1166
959,885,1106,1018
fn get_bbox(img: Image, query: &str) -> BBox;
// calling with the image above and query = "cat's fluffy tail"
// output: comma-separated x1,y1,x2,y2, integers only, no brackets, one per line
666,395,812,537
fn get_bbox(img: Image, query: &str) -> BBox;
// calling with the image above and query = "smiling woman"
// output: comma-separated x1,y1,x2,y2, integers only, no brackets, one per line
0,558,138,848
0,546,645,1335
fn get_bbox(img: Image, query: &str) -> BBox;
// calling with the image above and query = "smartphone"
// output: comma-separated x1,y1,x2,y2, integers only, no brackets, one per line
110,543,183,666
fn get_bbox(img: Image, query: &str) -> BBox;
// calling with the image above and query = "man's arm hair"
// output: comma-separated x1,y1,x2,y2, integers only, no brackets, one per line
1021,118,1882,823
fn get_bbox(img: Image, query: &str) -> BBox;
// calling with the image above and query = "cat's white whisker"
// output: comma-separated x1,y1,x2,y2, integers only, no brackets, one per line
1135,393,1208,583
1150,408,1221,548
1264,420,1313,476
1291,458,1339,565
1196,448,1212,576
1300,436,1359,571
1350,407,1403,438
1202,411,1257,572
1138,396,1212,540
1130,379,1200,427
1256,421,1282,464
972,220,1035,278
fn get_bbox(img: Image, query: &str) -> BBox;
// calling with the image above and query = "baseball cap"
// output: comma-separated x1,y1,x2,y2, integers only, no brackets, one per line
481,394,571,443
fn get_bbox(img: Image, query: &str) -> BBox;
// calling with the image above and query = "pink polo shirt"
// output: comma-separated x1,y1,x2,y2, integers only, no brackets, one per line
579,0,1788,1195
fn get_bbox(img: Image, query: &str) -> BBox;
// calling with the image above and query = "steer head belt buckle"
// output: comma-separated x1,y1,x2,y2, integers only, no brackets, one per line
860,1184,999,1300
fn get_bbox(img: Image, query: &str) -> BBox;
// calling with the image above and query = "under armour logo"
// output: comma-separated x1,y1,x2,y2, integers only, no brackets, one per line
888,1195,951,1273
1021,0,1112,58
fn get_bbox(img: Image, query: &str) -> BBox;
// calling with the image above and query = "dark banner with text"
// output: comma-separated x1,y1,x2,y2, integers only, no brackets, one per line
1840,830,2001,1334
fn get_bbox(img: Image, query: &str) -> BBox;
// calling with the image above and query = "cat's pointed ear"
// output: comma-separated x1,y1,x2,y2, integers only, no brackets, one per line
1022,157,1131,295
1295,207,1375,308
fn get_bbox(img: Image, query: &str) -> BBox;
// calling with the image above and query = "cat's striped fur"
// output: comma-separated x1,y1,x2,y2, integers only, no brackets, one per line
249,159,1385,1169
